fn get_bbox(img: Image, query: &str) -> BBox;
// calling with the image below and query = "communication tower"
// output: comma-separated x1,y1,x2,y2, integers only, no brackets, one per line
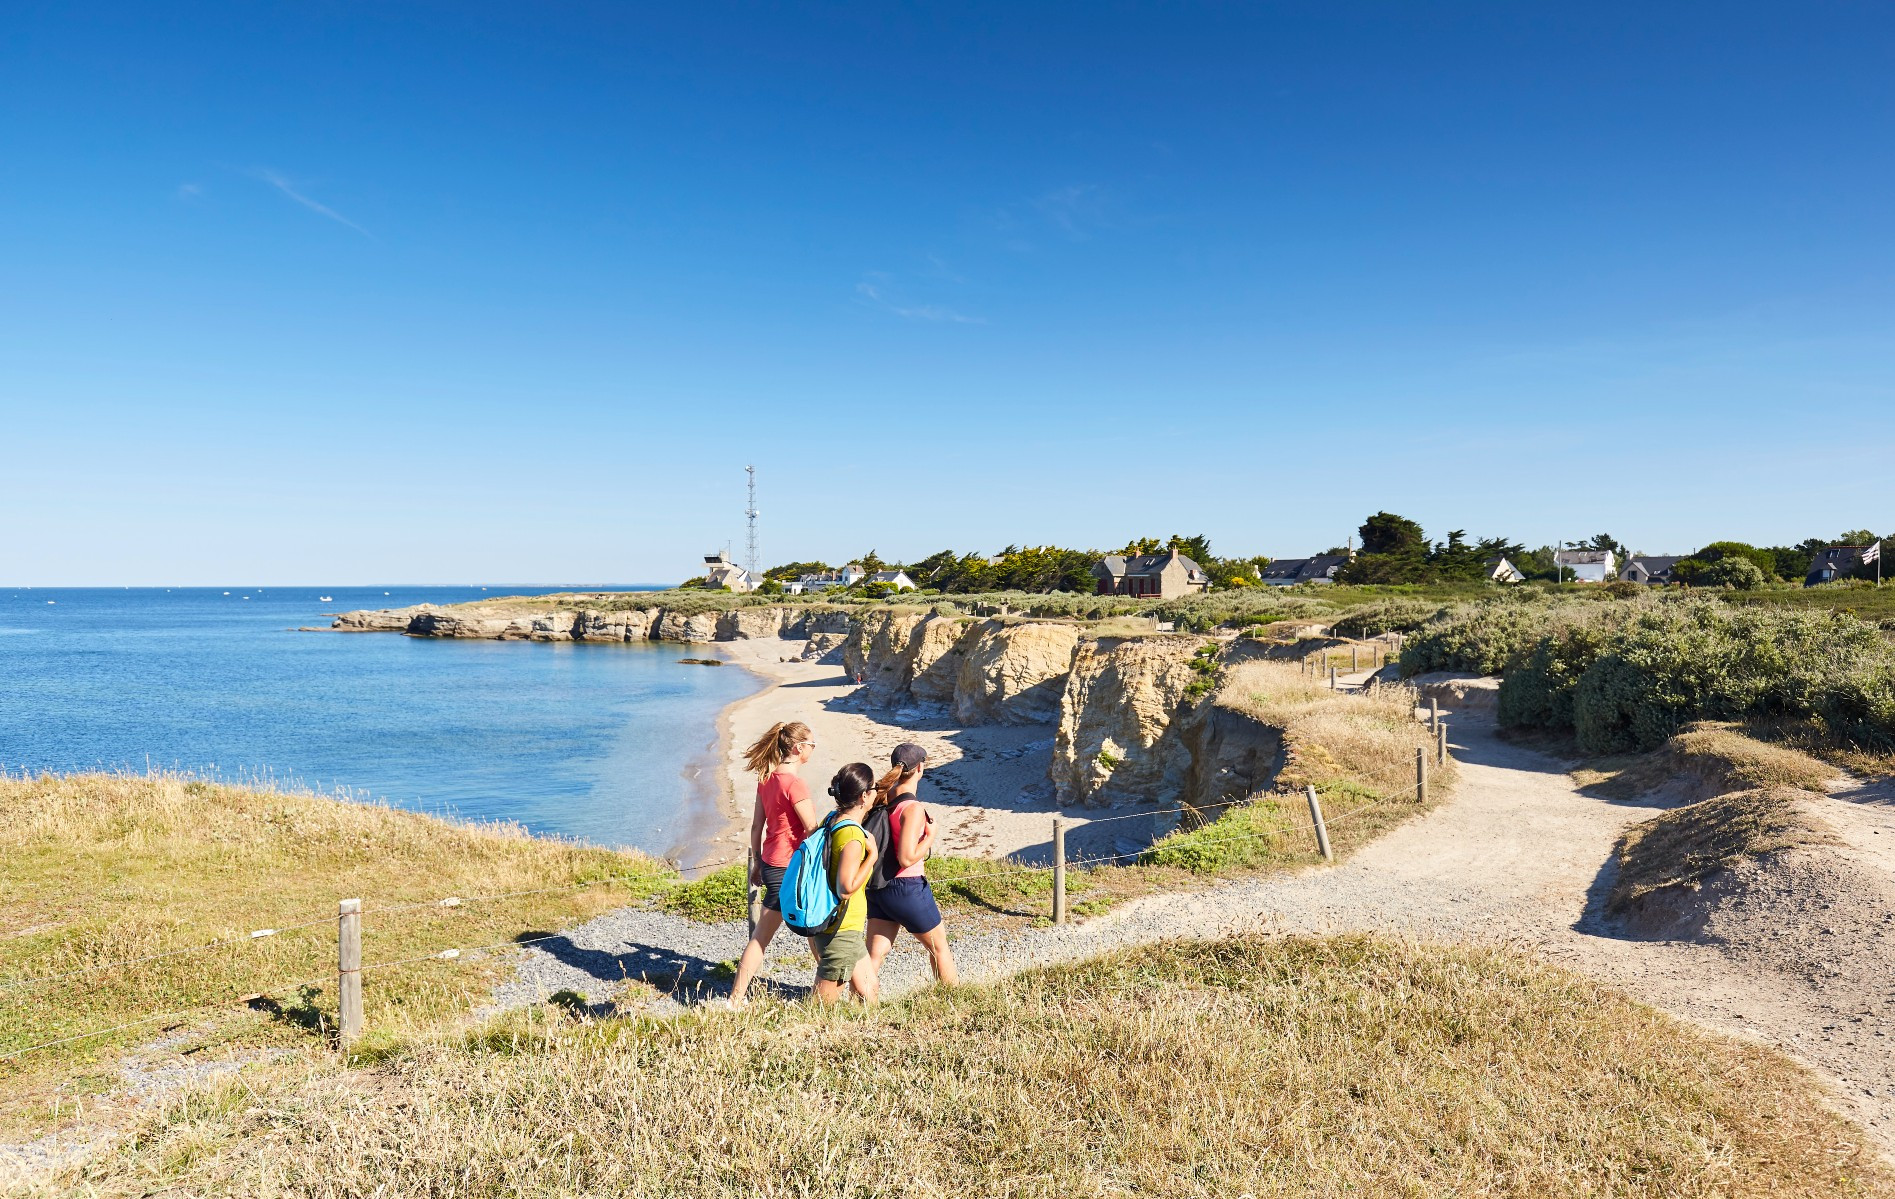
744,465,760,579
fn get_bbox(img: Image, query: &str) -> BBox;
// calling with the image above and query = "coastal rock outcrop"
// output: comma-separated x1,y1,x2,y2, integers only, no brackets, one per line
654,611,720,644
716,608,788,641
951,621,1081,726
334,606,429,632
1050,635,1204,806
843,611,930,699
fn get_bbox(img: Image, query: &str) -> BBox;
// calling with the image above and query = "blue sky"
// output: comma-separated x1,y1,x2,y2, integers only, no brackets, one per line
4,3,1891,585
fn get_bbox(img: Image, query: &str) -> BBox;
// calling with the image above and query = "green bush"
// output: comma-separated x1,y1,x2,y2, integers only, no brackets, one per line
1489,600,1895,754
1700,558,1766,590
1331,599,1448,639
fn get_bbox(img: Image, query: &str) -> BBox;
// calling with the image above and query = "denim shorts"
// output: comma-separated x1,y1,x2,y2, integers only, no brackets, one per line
758,863,787,913
865,875,943,935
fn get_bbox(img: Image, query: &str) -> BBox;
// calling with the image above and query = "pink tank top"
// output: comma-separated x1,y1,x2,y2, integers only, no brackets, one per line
889,798,928,879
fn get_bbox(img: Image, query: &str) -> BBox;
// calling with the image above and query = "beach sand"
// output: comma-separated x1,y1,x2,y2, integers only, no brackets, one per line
693,637,1181,873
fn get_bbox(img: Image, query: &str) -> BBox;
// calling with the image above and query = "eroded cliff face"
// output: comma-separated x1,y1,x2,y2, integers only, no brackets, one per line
952,622,1081,725
839,612,1078,724
1050,636,1205,806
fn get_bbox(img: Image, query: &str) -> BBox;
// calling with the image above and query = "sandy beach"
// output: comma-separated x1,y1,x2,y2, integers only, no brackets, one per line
694,637,1184,872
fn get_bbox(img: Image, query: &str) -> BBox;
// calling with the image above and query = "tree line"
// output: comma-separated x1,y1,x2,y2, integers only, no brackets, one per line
750,515,1888,595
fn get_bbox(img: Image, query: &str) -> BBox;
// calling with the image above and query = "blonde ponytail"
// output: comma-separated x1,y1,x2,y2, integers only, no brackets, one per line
743,721,811,779
873,764,916,806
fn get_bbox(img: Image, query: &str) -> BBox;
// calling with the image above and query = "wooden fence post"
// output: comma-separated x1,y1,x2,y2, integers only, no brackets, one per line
1416,747,1427,806
1329,665,1337,691
1437,721,1448,767
746,850,762,938
1051,817,1067,924
1305,784,1333,862
338,898,363,1047
1351,646,1359,672
1430,696,1439,733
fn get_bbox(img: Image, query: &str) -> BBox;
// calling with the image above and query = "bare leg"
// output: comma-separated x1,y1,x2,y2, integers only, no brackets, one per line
728,908,784,1009
865,918,899,969
914,923,959,987
849,954,880,1005
812,979,845,1006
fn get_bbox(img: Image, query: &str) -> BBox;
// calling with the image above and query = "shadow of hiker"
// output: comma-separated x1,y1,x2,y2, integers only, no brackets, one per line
515,930,811,1006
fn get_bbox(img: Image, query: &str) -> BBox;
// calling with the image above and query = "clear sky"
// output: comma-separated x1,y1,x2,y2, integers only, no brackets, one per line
4,2,1891,585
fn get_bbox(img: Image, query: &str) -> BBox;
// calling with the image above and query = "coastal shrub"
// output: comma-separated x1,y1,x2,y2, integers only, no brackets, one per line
661,863,749,922
1330,599,1446,639
1490,600,1895,754
1700,557,1767,590
1398,598,1572,676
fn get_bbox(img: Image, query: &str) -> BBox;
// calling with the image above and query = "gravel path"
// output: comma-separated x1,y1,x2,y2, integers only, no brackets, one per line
495,702,1895,1154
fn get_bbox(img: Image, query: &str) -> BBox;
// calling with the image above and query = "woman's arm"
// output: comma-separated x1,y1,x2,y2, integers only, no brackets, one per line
896,802,933,869
837,835,876,897
747,797,766,883
791,794,822,836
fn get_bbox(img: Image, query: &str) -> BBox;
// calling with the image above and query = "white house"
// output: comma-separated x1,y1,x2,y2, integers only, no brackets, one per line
796,563,867,591
868,570,917,592
700,550,758,593
1553,549,1617,583
1485,555,1525,584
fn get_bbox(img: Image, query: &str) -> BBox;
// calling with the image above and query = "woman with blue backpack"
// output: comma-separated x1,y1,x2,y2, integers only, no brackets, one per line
786,762,881,1005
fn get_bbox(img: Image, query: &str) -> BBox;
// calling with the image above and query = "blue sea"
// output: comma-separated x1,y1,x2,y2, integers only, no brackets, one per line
0,587,760,862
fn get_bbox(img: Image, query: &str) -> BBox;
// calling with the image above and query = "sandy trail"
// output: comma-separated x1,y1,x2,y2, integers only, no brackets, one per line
899,699,1895,1154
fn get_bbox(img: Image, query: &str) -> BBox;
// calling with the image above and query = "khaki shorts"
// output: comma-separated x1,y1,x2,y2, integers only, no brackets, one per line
813,927,867,983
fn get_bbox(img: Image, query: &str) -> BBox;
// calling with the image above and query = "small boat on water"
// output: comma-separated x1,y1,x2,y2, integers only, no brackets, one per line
318,596,333,602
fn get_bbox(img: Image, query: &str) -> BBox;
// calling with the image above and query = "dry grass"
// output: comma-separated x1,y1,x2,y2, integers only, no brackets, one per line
1217,659,1454,804
1607,787,1839,916
1575,723,1837,801
0,773,675,1135
39,935,1891,1198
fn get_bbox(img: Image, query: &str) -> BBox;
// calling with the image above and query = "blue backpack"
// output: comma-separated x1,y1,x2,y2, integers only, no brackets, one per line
779,812,863,936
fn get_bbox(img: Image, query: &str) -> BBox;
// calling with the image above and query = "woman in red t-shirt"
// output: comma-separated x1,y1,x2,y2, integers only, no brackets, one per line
728,720,822,1008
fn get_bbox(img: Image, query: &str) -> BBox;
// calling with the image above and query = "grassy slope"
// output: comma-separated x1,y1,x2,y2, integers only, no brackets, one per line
0,774,678,1133
51,935,1891,1198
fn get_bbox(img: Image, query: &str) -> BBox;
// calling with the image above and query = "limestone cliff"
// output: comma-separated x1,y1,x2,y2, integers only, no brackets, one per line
951,621,1081,725
1050,636,1204,806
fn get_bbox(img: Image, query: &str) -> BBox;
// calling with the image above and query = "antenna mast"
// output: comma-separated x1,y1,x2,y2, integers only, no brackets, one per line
744,465,759,580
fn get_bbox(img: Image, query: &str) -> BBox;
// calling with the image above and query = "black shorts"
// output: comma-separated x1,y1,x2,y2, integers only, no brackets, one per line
758,863,788,913
865,875,942,936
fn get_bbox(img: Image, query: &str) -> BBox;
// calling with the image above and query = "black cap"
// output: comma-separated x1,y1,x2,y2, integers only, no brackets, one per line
891,742,928,770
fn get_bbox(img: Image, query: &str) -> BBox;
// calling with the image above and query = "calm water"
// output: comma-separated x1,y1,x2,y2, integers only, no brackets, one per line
0,587,760,859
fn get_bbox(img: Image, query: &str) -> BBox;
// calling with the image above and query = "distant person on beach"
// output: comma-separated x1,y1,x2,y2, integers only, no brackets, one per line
728,720,821,1009
812,762,880,1005
864,742,959,987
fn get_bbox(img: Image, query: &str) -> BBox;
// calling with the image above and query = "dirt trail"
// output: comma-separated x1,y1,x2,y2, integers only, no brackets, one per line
897,701,1895,1153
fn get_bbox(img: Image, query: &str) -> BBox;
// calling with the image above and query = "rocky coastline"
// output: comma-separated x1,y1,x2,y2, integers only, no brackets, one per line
332,600,1330,818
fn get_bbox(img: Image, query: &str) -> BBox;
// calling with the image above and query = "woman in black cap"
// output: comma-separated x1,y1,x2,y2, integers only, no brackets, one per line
864,741,959,987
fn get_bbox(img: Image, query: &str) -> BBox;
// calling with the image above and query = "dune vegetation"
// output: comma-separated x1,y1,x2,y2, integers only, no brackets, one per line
38,934,1891,1198
0,773,677,1135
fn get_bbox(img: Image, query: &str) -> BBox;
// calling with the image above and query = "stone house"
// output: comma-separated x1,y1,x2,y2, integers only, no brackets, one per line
1092,548,1211,599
